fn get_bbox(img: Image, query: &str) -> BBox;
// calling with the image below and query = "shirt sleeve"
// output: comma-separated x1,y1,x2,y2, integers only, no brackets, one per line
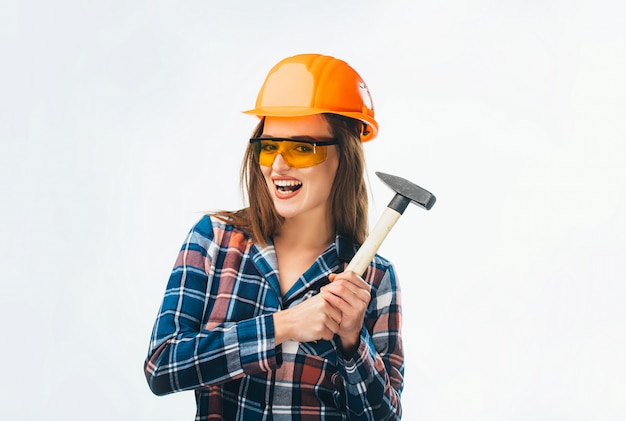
336,263,404,420
144,216,281,396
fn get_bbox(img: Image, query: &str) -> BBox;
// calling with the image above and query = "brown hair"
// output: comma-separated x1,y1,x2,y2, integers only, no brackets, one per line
211,114,368,246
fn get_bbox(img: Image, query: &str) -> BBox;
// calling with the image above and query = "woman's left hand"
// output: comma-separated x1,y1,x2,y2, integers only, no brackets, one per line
321,271,371,357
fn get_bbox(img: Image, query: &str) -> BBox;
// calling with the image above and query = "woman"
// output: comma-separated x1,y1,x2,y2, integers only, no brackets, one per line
145,53,404,420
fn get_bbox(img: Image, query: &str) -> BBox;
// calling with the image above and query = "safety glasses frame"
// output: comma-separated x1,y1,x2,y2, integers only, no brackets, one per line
249,137,339,168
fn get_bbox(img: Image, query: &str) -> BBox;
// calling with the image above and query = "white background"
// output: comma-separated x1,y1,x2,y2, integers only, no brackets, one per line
1,1,625,419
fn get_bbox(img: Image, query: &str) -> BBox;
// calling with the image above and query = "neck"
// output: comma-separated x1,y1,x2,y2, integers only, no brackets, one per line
274,216,335,250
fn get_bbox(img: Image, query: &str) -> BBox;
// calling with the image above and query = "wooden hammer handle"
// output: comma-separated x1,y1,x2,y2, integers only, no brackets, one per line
345,207,402,276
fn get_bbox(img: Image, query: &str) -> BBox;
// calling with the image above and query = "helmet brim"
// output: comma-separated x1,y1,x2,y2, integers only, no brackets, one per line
242,107,378,142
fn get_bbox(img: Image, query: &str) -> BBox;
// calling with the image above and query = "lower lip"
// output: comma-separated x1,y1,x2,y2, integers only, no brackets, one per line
274,185,301,199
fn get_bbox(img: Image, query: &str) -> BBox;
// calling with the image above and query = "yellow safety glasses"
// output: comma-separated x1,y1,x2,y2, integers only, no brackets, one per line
249,137,338,168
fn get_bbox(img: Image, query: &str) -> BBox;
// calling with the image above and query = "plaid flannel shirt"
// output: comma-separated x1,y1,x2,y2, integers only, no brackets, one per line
145,215,404,420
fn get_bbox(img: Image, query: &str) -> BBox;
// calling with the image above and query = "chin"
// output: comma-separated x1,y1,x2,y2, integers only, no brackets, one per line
273,206,299,220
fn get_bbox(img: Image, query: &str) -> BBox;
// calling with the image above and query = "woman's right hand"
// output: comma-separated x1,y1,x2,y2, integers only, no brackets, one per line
273,293,343,345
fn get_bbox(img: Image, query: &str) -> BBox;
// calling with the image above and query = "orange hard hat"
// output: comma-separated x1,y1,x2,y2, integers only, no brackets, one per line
243,53,378,142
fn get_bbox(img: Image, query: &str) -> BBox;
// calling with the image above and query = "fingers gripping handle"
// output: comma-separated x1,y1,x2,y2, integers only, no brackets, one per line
345,207,402,276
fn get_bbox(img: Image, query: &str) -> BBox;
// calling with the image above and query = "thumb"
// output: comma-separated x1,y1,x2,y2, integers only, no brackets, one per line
328,273,337,282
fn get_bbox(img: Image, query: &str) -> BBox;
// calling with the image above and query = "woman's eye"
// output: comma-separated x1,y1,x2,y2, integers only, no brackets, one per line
294,144,314,153
260,143,278,152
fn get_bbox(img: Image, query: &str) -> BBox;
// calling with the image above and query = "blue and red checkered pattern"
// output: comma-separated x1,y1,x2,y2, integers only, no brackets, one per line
145,215,404,420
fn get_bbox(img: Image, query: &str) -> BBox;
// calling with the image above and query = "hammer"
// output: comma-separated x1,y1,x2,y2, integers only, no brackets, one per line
345,171,436,276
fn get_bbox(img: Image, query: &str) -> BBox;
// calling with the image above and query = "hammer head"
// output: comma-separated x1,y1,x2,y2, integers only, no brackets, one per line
376,171,436,211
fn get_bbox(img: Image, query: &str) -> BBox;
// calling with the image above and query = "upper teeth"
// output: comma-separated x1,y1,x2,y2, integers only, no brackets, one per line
275,180,302,187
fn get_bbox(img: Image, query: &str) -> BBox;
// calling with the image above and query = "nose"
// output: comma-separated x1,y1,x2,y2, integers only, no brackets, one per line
272,151,291,170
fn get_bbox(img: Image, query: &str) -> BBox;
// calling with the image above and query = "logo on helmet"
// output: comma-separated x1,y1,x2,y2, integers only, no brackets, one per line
358,82,374,111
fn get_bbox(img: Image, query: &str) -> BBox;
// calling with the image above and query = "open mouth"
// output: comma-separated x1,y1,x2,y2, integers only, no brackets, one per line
274,179,302,193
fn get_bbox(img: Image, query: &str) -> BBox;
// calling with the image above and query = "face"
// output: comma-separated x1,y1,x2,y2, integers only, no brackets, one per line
258,115,339,222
